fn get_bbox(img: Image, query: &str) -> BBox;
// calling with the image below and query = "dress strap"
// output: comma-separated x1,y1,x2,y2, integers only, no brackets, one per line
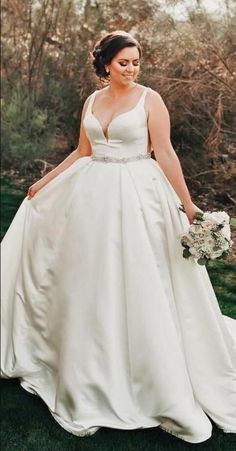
86,86,149,116
136,86,150,108
86,90,97,115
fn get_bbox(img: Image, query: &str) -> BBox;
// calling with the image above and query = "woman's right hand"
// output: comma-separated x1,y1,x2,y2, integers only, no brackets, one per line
184,202,203,225
27,179,46,200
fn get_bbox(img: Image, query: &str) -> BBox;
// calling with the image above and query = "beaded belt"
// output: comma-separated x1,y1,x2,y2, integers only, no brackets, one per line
91,153,151,163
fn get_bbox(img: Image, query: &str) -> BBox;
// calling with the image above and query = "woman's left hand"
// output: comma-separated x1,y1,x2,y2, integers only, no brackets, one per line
184,202,203,224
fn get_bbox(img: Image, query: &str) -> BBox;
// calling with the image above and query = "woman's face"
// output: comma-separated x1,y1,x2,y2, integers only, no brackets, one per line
106,46,140,85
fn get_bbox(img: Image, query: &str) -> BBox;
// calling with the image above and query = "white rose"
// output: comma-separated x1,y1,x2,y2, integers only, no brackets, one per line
202,220,213,230
211,249,224,259
221,225,231,241
189,246,201,258
204,211,230,226
205,237,216,247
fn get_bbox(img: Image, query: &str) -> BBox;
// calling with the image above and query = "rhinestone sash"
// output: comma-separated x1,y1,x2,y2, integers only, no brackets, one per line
91,153,151,163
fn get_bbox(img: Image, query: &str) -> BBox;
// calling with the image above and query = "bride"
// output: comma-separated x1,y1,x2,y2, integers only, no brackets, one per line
1,30,236,443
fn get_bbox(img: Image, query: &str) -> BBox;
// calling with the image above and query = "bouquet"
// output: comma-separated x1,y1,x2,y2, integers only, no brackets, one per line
178,205,234,265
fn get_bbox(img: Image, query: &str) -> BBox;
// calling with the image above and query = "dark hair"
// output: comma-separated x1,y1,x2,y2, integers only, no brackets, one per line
91,30,142,80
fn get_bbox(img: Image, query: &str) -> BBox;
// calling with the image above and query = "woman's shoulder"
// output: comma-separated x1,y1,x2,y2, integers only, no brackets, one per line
84,84,164,106
133,84,164,107
81,91,97,118
82,87,106,104
145,86,166,110
144,85,162,99
82,90,98,112
84,90,97,102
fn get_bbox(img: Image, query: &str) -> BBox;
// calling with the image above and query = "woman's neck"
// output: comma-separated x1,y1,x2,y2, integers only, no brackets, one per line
105,81,138,98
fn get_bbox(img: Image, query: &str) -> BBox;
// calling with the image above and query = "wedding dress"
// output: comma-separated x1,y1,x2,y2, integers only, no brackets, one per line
1,86,236,443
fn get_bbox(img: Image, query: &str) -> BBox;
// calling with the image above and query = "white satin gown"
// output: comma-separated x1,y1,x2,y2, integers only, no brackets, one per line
1,86,236,443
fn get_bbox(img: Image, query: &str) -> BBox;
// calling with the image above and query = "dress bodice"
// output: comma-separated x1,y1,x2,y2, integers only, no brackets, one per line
83,86,151,158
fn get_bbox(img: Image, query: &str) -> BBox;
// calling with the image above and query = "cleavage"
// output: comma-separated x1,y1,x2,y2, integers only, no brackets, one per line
92,88,144,141
93,107,131,140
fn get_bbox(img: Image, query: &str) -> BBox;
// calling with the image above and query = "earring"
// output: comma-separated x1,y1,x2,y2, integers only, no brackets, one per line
105,67,110,75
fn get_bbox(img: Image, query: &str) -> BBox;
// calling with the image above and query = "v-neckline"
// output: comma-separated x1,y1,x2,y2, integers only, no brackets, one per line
91,87,147,143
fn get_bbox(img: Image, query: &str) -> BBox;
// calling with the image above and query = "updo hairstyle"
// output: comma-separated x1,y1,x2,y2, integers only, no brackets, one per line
91,30,142,80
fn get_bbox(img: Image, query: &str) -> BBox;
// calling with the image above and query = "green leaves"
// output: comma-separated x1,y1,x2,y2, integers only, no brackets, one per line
1,88,55,169
178,203,186,213
221,250,230,259
194,211,204,221
197,258,207,265
183,248,191,258
230,217,236,228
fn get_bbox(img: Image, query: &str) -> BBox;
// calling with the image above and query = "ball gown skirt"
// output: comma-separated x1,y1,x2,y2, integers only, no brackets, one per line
1,86,236,443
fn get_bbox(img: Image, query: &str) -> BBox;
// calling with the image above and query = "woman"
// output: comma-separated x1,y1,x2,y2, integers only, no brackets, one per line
1,30,236,443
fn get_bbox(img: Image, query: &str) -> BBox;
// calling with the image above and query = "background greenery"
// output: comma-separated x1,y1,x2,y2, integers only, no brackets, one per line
1,0,236,211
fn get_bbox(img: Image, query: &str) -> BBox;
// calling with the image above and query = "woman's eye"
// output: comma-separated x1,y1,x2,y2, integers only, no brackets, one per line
119,62,139,67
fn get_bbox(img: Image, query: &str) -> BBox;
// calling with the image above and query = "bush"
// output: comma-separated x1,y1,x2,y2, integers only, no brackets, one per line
1,88,55,170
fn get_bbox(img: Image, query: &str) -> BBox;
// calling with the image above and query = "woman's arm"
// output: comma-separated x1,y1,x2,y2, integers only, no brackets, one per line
27,95,92,199
146,89,199,223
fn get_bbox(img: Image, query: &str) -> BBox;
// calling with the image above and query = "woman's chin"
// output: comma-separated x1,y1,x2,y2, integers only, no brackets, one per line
120,76,136,85
123,76,134,82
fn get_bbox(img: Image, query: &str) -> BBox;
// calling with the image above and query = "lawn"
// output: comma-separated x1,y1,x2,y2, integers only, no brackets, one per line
1,379,236,451
1,176,235,450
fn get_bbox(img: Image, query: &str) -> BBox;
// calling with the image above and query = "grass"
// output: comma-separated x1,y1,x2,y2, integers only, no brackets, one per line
206,260,236,319
1,379,236,451
1,176,235,450
0,176,26,240
1,380,236,451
